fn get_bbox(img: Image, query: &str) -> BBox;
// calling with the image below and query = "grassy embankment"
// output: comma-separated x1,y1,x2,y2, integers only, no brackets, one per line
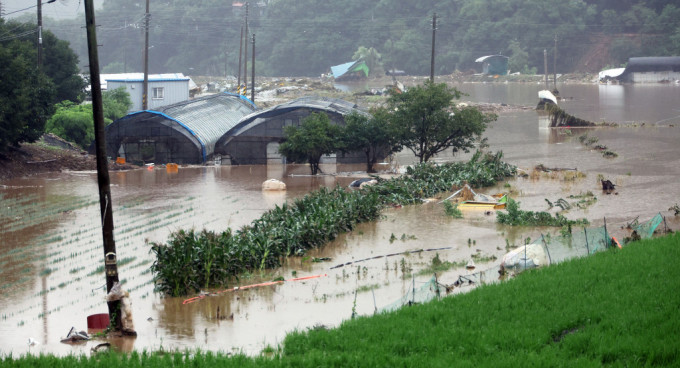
4,232,679,366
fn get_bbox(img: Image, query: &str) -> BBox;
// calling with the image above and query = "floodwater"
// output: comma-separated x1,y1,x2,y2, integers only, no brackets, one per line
1,82,679,357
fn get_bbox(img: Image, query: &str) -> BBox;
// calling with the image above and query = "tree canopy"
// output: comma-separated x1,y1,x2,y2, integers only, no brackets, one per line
341,110,397,173
45,87,132,149
42,0,680,77
0,22,57,154
278,112,343,175
0,19,84,154
385,81,494,163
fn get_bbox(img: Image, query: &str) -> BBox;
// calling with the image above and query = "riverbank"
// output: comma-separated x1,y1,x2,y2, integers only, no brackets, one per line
4,232,678,366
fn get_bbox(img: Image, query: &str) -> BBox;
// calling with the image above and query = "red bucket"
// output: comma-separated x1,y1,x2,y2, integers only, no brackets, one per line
87,313,110,329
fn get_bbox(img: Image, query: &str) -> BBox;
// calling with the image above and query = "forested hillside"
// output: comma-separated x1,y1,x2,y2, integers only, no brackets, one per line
36,0,680,77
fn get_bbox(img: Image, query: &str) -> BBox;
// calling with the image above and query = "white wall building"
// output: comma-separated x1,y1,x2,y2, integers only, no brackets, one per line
104,73,193,112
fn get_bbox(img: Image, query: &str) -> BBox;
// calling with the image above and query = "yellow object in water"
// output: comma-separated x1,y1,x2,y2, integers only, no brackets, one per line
166,163,178,173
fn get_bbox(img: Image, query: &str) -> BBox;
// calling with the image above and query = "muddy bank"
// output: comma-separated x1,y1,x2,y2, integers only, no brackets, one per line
0,135,97,181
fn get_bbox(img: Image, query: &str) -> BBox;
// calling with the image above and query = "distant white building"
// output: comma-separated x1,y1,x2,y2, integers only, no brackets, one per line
103,73,195,112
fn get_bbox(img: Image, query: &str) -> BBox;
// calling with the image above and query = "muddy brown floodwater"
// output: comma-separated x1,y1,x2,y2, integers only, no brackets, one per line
1,83,679,357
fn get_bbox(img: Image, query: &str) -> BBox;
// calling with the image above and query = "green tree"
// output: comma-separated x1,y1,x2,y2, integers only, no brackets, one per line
45,88,132,149
44,102,94,149
507,40,530,74
4,20,85,104
42,29,86,103
278,112,342,175
0,25,56,154
102,87,133,122
386,81,495,163
352,46,384,77
341,109,396,173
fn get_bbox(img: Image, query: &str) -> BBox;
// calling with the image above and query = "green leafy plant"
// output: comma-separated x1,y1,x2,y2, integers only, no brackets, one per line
443,201,463,218
497,198,589,227
670,204,680,216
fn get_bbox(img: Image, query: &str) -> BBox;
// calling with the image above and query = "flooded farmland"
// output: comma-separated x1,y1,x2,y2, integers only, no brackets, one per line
1,82,679,356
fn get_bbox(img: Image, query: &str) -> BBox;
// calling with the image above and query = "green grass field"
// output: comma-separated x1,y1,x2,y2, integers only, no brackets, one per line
4,232,679,367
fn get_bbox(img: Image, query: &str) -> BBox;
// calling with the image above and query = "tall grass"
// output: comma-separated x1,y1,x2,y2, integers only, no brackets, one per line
5,233,679,366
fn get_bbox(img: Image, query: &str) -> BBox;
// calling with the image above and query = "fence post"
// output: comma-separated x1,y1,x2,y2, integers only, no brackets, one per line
541,234,552,264
604,217,609,248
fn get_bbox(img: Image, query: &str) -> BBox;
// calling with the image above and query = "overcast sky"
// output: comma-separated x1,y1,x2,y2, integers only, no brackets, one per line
2,0,104,20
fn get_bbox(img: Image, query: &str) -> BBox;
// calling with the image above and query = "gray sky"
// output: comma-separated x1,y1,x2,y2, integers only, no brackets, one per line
2,0,104,20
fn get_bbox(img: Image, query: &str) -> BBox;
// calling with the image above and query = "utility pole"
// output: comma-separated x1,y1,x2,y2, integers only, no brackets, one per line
84,0,122,331
37,0,43,69
553,34,558,93
543,48,548,90
142,0,150,110
237,25,243,92
430,12,436,83
37,0,57,69
251,33,255,102
243,2,249,96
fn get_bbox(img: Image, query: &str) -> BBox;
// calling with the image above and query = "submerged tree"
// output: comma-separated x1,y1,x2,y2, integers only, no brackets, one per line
278,112,342,175
386,81,495,163
341,109,398,173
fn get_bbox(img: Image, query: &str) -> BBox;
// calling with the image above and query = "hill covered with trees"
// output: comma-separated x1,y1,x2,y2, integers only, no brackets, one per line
27,0,680,77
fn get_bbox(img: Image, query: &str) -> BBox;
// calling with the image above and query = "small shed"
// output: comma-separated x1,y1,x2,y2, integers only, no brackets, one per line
105,73,194,112
330,60,370,81
215,97,369,165
616,56,680,83
101,93,256,164
475,55,509,75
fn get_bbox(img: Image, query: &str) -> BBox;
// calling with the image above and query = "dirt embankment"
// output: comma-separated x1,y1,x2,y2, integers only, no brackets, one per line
0,134,98,181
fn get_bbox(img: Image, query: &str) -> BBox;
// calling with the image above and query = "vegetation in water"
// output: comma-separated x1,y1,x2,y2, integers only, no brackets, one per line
442,201,463,218
150,151,516,296
670,204,680,216
577,133,618,159
417,253,466,276
497,198,589,227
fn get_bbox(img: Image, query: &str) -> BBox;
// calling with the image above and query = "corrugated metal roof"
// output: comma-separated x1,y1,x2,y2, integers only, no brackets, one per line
220,96,367,142
155,93,255,161
113,93,255,162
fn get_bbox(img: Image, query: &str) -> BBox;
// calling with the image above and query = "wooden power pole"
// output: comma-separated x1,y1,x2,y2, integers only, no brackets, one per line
251,33,255,102
430,12,436,82
553,34,558,93
237,25,243,91
543,48,548,90
142,0,150,110
84,0,122,331
243,2,249,96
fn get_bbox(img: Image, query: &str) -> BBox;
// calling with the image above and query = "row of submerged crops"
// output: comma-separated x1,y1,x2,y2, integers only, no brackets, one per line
150,151,518,296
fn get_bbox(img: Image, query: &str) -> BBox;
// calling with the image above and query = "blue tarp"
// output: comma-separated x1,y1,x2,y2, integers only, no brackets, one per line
331,61,358,79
